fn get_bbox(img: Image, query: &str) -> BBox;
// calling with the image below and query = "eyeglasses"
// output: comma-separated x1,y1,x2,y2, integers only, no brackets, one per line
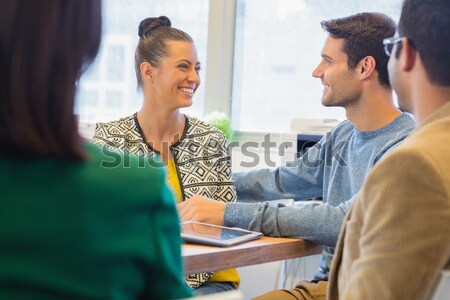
383,36,404,57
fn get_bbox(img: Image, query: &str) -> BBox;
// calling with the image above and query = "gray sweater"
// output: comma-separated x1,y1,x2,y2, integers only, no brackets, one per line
225,112,416,281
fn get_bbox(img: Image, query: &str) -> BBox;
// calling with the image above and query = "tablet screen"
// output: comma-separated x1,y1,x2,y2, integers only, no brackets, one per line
181,221,263,247
182,222,249,240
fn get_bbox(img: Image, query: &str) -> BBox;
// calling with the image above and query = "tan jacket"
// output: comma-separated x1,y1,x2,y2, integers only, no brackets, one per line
328,102,450,300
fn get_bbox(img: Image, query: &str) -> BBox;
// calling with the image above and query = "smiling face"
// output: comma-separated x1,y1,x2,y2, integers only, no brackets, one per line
148,40,201,110
312,36,362,108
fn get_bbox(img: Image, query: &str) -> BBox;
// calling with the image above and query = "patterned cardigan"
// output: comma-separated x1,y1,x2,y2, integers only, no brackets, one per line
92,113,237,289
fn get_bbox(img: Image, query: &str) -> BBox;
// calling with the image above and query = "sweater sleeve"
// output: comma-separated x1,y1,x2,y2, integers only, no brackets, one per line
92,122,119,148
142,172,193,299
226,133,349,246
224,195,355,247
233,140,326,201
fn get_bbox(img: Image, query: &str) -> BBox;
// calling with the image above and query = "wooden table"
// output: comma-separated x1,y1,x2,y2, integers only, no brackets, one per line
182,236,322,275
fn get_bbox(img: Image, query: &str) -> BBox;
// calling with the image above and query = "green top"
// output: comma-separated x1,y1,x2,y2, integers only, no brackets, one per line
0,143,191,300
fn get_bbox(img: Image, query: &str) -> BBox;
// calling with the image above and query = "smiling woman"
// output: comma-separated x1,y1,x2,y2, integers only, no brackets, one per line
75,0,208,123
93,16,201,161
134,16,200,115
91,16,239,296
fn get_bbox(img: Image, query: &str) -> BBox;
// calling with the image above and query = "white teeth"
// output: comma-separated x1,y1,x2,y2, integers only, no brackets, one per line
180,87,194,94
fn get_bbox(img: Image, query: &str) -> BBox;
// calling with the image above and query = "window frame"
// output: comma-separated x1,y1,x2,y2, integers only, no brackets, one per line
204,0,271,143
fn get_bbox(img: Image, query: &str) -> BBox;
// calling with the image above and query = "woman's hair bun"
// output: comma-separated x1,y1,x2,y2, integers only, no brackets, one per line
138,16,172,38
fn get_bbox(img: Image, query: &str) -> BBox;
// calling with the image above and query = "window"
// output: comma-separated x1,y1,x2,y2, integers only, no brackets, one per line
231,0,403,132
76,0,209,123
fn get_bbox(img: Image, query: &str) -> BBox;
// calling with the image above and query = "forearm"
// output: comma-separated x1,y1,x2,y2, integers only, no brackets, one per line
225,200,349,247
234,163,323,201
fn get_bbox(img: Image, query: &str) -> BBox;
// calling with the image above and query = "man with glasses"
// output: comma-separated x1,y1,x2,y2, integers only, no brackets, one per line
328,0,450,299
383,36,405,57
180,12,416,300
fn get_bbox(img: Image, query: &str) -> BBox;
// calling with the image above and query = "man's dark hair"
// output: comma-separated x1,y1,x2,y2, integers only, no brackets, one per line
321,12,396,88
0,0,102,159
398,0,450,86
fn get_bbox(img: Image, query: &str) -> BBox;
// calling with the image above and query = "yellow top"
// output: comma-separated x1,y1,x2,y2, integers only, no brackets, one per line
166,159,183,203
208,268,240,286
165,159,240,286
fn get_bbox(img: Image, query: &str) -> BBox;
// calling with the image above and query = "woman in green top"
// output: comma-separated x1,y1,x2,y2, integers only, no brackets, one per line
0,1,191,299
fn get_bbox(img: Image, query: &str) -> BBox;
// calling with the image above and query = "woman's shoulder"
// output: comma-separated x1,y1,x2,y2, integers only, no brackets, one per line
95,114,136,133
185,115,224,137
93,114,143,150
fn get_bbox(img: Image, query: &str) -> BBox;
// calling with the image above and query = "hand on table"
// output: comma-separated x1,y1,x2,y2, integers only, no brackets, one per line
177,195,226,226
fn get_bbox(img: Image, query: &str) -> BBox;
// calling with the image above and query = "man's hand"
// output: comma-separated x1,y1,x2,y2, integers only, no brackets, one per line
177,195,226,226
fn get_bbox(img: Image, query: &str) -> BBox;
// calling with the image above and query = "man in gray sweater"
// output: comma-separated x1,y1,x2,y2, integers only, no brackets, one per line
329,0,450,299
179,12,415,300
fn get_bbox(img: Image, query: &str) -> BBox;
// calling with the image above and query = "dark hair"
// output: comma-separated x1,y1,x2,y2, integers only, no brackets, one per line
135,16,193,87
0,0,102,160
398,0,450,86
321,12,396,88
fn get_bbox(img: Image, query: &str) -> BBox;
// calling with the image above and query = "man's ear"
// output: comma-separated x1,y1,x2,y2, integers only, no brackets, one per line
357,56,376,81
400,38,416,71
140,62,154,80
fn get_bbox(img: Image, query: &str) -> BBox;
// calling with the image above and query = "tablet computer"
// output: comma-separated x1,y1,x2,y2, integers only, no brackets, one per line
181,221,263,247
